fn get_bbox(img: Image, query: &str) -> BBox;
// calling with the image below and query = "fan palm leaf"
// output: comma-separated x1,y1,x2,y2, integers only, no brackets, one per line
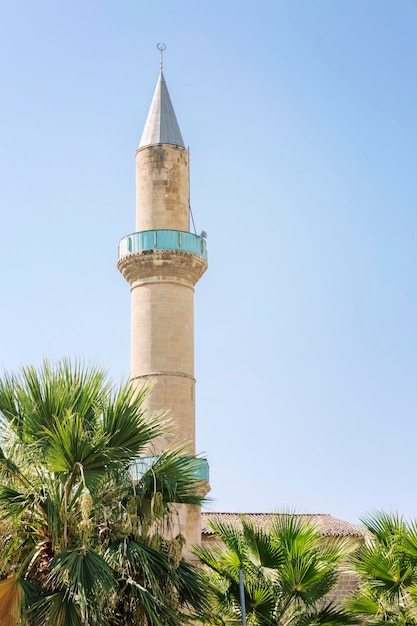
0,575,35,626
194,513,353,626
30,591,84,626
346,512,417,626
0,359,208,625
137,449,209,506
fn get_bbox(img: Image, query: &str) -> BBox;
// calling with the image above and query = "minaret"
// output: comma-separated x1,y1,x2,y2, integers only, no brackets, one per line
117,46,208,554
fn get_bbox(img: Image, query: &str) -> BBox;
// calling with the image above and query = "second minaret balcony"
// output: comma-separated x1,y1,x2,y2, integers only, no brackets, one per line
118,229,207,262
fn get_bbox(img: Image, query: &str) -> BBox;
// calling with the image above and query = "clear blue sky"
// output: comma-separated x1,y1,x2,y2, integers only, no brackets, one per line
1,1,416,524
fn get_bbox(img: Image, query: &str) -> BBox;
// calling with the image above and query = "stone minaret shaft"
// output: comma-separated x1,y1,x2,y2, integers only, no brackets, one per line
118,67,207,553
131,140,204,452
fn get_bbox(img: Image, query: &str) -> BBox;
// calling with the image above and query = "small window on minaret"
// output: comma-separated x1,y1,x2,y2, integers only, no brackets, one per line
178,232,182,248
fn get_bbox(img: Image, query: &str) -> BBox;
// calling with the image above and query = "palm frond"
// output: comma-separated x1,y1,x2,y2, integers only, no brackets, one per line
398,523,417,565
105,538,165,585
0,485,37,521
48,548,115,599
241,516,284,571
30,591,83,626
206,518,246,560
42,412,109,481
0,447,32,489
101,380,165,463
193,543,228,572
297,601,357,626
196,512,348,626
0,359,208,625
351,543,414,595
360,512,404,545
173,558,211,613
345,591,381,617
112,576,173,626
0,574,35,626
138,449,208,506
347,512,417,626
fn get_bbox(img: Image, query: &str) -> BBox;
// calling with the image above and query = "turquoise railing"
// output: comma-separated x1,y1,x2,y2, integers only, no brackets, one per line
130,456,209,482
118,229,207,261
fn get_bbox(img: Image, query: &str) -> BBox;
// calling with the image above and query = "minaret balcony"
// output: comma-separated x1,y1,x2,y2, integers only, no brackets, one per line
118,229,207,262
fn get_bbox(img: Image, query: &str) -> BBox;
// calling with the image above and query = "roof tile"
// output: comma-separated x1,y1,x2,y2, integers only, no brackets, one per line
201,512,367,538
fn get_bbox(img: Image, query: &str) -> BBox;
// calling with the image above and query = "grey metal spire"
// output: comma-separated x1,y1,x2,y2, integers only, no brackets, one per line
138,70,185,149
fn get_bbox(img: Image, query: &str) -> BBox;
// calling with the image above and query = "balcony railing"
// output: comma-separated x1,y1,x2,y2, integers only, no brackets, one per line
130,456,209,483
118,229,207,261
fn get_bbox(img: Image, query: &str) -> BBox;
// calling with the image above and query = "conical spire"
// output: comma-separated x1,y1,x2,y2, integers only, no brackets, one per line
138,70,185,149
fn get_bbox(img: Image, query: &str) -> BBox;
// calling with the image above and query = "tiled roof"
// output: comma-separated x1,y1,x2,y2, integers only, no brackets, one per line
201,513,367,538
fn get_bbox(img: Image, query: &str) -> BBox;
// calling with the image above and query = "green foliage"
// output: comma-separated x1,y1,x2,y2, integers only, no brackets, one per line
193,514,355,626
0,359,208,625
346,511,417,626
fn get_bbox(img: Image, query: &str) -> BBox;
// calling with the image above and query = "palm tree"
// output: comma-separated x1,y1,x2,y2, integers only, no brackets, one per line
0,359,207,626
346,511,417,626
193,514,355,626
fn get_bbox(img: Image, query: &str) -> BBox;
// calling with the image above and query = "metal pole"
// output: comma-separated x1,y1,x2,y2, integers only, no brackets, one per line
238,569,247,626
